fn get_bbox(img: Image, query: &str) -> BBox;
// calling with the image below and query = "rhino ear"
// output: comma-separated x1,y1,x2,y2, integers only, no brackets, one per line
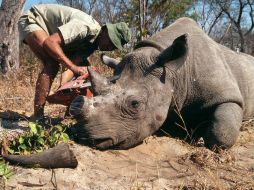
156,34,188,68
101,54,120,70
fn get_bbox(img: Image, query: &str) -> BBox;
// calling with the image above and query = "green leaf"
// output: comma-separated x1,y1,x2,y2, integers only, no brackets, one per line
54,125,63,132
37,124,43,133
54,133,60,139
48,136,57,146
27,138,32,147
0,162,5,171
18,144,27,150
18,137,24,144
12,141,16,146
0,161,13,180
40,130,45,137
7,148,14,154
4,171,13,179
37,137,45,145
61,133,69,142
35,147,44,152
29,122,38,134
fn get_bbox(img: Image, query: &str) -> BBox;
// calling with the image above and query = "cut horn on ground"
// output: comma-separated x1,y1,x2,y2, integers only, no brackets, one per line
3,143,78,169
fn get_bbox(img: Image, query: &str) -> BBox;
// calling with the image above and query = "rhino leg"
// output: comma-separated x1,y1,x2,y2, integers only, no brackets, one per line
203,103,242,149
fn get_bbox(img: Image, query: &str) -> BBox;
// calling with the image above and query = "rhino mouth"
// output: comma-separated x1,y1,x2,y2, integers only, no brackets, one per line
92,138,114,150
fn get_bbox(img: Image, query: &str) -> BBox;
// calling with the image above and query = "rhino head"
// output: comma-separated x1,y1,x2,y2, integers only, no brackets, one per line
70,34,188,150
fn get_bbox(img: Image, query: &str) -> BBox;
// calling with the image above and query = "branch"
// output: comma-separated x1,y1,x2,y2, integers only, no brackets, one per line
218,1,238,27
237,0,244,25
218,22,232,43
244,0,254,36
201,0,214,31
208,10,223,35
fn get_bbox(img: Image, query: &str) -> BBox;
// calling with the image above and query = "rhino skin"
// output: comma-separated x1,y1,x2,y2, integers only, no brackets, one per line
70,17,254,150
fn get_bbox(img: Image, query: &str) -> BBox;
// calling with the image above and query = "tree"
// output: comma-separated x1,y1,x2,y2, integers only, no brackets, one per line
122,0,195,41
56,0,194,43
0,0,25,74
193,0,254,53
56,0,86,12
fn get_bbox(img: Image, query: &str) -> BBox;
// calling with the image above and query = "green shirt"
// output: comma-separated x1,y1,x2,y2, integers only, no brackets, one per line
29,4,101,59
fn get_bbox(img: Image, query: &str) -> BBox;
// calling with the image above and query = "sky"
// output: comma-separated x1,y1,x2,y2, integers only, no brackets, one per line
0,0,55,11
23,0,55,11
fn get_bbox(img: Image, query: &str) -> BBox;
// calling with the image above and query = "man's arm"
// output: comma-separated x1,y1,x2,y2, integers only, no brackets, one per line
42,32,86,75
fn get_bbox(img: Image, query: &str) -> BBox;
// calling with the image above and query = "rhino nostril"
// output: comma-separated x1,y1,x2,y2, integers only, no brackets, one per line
93,101,100,107
93,138,114,150
69,96,85,116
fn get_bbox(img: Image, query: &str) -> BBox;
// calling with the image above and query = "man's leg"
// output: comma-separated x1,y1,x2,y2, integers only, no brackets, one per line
25,30,60,119
60,69,75,86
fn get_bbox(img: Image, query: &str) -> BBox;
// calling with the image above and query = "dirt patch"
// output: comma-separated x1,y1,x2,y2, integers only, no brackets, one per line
0,61,254,190
2,129,254,190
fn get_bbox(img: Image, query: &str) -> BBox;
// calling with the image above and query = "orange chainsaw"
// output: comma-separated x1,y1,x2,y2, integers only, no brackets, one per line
46,66,98,106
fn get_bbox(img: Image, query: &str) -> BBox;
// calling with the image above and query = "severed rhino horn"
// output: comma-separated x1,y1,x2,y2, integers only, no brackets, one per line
88,66,111,96
3,143,78,169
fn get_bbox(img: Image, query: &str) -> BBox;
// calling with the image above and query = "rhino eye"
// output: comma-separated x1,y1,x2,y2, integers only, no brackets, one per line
131,100,139,108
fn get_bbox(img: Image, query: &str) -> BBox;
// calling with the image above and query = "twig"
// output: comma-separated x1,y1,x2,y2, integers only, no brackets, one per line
172,94,191,139
159,128,171,137
156,161,161,188
50,169,58,190
0,97,31,101
17,182,46,187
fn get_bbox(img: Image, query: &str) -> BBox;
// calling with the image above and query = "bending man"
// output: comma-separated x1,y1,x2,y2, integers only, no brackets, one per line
18,4,131,120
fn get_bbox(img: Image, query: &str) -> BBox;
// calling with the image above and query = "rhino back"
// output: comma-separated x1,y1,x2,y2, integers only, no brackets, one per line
148,17,200,48
184,31,254,119
145,17,254,120
134,18,254,118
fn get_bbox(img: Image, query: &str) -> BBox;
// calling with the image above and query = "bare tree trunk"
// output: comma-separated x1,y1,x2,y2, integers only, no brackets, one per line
238,26,245,52
218,22,231,43
88,0,97,15
0,0,25,74
138,0,148,41
138,0,143,41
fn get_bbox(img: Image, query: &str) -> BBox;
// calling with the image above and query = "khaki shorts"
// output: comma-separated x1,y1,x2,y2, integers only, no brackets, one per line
18,10,49,43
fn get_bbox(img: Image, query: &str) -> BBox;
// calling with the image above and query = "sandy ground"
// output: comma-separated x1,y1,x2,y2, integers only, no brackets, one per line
0,65,253,189
0,119,253,190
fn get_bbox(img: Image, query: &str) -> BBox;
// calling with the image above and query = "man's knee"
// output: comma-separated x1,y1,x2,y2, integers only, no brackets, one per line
25,30,48,46
25,31,50,61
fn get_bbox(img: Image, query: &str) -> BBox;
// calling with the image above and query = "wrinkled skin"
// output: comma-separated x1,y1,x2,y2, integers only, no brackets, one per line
70,48,173,149
70,17,254,150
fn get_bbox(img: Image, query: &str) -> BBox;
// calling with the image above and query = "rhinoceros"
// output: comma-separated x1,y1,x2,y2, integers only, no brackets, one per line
69,17,254,150
3,17,254,168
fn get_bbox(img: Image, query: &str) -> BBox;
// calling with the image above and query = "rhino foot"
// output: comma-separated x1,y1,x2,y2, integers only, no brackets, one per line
203,103,242,150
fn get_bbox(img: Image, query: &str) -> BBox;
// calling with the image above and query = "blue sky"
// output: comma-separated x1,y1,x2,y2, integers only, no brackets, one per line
23,0,55,10
0,0,55,11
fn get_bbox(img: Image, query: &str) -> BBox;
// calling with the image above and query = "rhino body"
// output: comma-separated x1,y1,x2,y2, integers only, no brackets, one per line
70,17,254,150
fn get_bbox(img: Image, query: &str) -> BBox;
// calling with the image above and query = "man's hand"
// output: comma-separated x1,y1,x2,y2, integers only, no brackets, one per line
71,66,88,76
